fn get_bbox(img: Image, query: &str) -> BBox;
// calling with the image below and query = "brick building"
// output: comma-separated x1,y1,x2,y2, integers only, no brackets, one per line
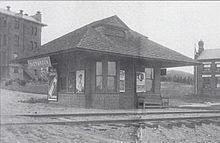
0,6,46,81
194,40,220,96
14,15,197,109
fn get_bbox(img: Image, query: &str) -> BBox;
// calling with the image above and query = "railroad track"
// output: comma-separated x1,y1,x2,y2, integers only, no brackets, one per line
1,110,220,127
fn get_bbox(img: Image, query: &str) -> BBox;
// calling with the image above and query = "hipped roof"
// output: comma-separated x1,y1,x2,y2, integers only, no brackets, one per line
197,49,220,60
14,15,197,67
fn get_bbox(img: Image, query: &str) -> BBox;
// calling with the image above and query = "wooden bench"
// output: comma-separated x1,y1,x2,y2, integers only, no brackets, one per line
137,93,169,109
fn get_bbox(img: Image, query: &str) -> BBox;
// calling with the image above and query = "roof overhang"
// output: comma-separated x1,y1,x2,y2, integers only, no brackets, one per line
11,47,201,68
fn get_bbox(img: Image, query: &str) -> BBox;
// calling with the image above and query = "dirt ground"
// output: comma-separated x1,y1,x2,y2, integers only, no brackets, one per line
1,89,220,143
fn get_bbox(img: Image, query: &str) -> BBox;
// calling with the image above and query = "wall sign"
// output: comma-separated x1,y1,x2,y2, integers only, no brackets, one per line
76,70,85,93
136,72,146,92
28,57,51,69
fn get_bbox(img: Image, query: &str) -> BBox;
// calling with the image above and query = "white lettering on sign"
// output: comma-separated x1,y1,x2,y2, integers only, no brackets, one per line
28,57,51,68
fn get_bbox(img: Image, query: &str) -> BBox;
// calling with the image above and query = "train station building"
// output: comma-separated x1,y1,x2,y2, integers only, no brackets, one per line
14,15,197,109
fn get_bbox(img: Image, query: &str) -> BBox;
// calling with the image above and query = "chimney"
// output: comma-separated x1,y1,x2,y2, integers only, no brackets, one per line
6,6,10,11
198,40,204,54
19,10,23,15
32,11,41,22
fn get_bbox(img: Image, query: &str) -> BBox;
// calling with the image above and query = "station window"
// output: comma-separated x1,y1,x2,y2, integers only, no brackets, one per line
107,61,116,92
96,62,103,92
203,63,211,71
203,77,211,89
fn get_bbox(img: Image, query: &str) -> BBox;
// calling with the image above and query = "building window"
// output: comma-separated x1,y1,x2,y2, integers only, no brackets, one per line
14,35,19,47
216,77,220,88
35,27,37,36
120,70,125,92
3,18,7,27
14,20,19,29
215,62,220,71
96,62,103,92
34,42,37,49
3,34,6,46
203,77,211,89
107,61,116,92
203,63,211,71
14,67,19,73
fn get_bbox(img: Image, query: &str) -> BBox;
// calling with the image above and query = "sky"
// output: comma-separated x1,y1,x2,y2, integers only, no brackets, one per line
1,1,220,73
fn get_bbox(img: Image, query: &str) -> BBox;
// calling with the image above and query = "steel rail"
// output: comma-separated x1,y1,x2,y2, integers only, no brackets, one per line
1,115,220,126
10,110,220,118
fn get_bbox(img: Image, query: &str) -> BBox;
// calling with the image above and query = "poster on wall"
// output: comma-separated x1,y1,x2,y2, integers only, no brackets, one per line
136,72,146,92
76,70,85,93
48,67,58,101
120,70,125,92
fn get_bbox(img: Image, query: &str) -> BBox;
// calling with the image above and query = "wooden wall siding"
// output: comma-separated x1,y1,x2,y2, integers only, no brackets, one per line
154,67,161,94
54,51,164,109
59,93,86,107
91,93,120,109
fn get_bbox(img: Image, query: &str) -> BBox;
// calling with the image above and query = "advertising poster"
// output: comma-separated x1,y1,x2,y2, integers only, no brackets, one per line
136,72,146,92
48,67,58,101
76,70,85,93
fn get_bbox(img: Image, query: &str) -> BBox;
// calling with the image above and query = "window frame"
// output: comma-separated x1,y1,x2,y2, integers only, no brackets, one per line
35,27,38,36
14,19,19,29
203,62,211,71
95,61,103,92
119,70,125,93
14,34,19,47
145,68,154,92
107,61,117,92
215,62,220,71
202,76,211,89
216,76,220,88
